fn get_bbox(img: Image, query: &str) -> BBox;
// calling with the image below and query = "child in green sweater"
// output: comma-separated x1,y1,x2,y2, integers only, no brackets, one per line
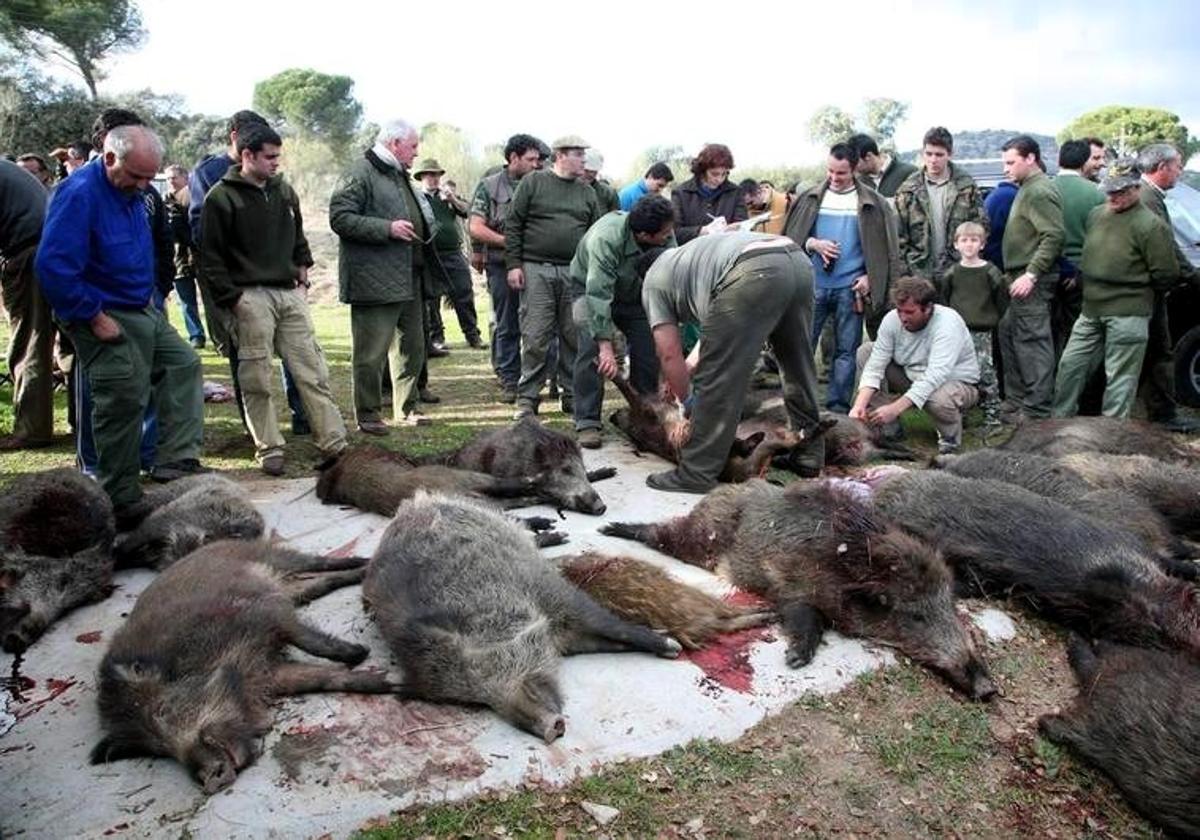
940,222,1007,425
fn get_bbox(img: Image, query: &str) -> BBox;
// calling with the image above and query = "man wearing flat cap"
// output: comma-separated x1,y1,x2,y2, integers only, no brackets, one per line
1052,159,1179,419
581,151,619,213
505,135,601,418
415,158,482,351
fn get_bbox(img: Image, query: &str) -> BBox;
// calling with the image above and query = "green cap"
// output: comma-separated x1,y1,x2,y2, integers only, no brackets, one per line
412,158,445,177
1099,158,1141,194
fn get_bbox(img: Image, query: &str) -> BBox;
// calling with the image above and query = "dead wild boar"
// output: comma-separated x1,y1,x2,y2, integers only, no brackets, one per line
1039,636,1200,837
91,540,399,793
871,470,1200,654
113,474,264,569
316,444,548,516
610,375,833,481
1057,452,1200,543
558,552,773,649
0,468,115,652
364,493,681,743
738,393,914,466
999,416,1200,463
602,480,997,699
933,450,1193,564
432,416,613,514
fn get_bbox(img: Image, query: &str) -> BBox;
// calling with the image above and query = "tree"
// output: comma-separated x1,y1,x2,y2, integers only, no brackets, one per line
1059,105,1199,160
418,122,487,197
0,0,144,99
807,105,856,146
624,144,690,187
862,98,909,142
253,68,362,152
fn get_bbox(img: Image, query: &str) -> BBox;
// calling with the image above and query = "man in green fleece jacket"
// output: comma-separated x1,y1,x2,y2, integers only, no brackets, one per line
997,135,1064,419
201,123,347,475
505,135,601,418
1053,160,1178,419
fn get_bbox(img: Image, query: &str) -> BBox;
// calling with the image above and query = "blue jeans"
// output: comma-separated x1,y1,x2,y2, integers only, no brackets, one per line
173,274,206,344
811,285,862,413
485,261,521,388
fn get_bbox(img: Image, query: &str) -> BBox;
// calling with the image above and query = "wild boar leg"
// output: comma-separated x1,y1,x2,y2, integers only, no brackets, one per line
269,548,370,573
586,467,618,483
287,568,367,604
779,600,828,668
559,592,681,658
271,662,406,695
282,617,369,665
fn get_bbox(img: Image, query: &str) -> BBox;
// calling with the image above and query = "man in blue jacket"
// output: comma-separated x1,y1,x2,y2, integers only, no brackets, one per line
35,125,205,523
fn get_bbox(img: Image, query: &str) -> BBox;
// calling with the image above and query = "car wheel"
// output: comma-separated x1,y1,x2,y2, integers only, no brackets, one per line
1174,325,1200,408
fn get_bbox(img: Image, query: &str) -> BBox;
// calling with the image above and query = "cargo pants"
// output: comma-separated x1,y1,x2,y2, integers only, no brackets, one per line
233,286,346,461
677,248,822,488
65,305,203,507
1,244,55,443
1052,313,1149,419
516,262,576,415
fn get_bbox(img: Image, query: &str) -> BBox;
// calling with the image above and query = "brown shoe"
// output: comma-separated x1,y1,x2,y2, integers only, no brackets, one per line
577,428,602,449
261,453,285,476
357,419,390,436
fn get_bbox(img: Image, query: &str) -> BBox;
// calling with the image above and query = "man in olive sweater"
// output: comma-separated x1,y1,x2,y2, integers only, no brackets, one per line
1053,160,1178,418
505,135,601,417
1135,143,1200,432
201,123,346,475
997,135,1064,420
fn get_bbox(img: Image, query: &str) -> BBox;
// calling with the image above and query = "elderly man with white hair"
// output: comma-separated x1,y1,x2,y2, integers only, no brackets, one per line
329,119,446,432
35,124,205,522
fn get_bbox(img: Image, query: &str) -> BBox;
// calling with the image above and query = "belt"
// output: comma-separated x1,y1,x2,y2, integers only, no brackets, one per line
730,243,801,267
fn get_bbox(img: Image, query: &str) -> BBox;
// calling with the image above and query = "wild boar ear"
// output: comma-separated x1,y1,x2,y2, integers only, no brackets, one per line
90,736,154,764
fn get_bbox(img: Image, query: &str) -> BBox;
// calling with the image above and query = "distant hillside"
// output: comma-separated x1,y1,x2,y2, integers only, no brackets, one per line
900,130,1058,162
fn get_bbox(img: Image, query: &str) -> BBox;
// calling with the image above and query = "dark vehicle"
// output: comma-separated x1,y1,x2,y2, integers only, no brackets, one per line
964,161,1200,407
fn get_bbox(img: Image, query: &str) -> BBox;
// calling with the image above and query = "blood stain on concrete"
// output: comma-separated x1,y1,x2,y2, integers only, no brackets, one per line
681,623,776,695
326,536,361,558
75,630,103,644
14,677,77,721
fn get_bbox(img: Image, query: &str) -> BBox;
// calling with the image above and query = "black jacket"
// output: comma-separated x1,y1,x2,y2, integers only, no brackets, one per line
670,177,749,244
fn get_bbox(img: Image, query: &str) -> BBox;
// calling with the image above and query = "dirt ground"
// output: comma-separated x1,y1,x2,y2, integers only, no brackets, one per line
353,610,1164,840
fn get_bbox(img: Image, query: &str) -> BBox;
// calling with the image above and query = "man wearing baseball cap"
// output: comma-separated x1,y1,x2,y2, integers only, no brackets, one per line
505,135,601,418
1052,159,1179,419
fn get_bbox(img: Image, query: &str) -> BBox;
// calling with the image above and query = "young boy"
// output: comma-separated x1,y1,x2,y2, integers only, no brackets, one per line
940,221,1006,426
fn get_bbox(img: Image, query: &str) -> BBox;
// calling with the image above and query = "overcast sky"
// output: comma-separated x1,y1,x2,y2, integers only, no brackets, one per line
77,0,1200,175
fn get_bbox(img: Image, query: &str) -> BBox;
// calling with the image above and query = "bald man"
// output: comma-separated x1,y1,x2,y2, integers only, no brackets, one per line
35,125,205,523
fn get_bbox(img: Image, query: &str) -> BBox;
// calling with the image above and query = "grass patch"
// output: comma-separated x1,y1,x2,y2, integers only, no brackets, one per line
863,698,993,791
354,790,556,840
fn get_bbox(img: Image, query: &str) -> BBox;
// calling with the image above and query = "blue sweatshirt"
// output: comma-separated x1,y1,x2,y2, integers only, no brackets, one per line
811,187,864,290
188,152,237,242
983,181,1017,269
35,159,154,323
618,179,649,212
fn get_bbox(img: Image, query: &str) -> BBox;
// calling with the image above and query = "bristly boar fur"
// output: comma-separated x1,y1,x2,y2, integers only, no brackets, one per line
113,474,265,569
558,552,773,649
737,397,914,466
316,445,545,515
91,540,400,794
1039,636,1200,837
933,450,1193,564
0,468,115,652
1057,452,1200,543
999,416,1200,464
872,470,1200,655
428,417,610,514
603,480,996,699
365,494,681,743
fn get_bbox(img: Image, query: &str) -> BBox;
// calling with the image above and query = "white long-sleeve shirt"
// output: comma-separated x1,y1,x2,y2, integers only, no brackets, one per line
860,304,979,408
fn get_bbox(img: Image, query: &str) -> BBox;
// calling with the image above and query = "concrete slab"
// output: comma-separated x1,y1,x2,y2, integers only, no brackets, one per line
0,442,1014,839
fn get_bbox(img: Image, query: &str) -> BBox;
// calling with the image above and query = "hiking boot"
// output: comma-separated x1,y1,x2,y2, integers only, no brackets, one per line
150,458,211,483
419,388,441,404
427,344,450,358
261,453,285,476
646,469,714,495
357,419,390,436
577,428,602,449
